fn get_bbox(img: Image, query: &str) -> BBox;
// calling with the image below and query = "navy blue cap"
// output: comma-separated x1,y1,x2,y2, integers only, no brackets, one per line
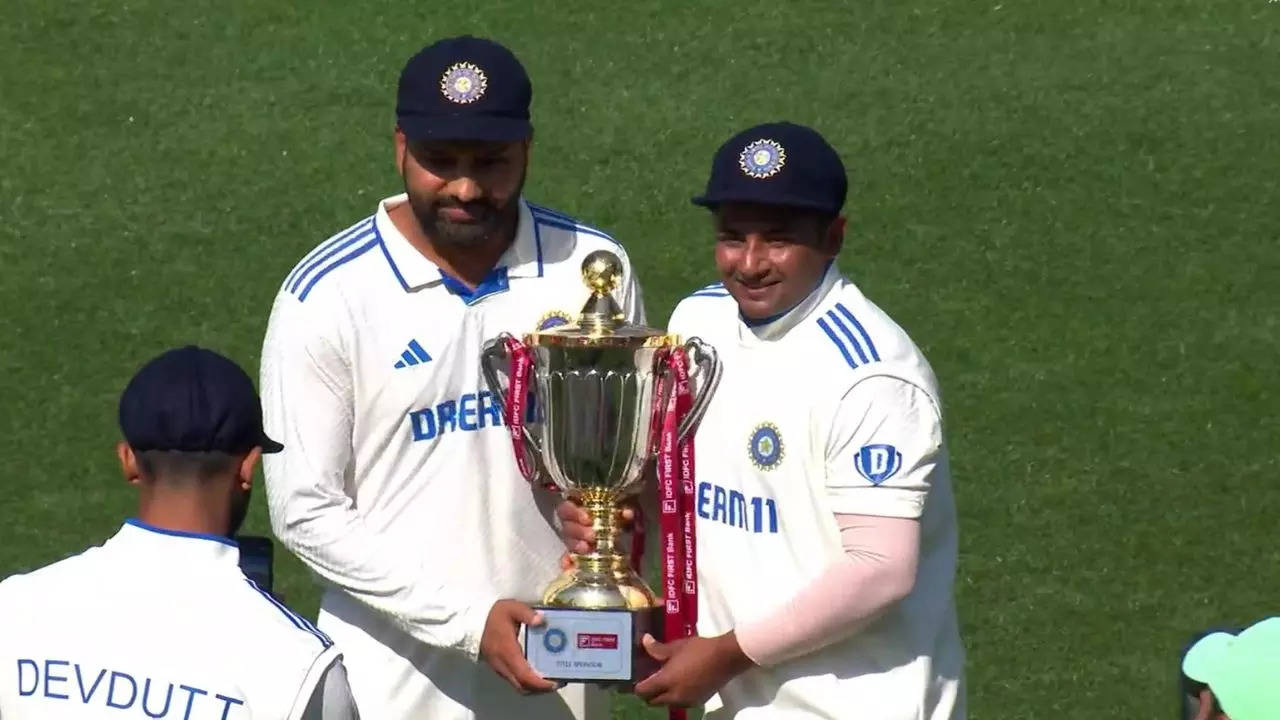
692,122,848,215
118,346,283,455
396,36,532,142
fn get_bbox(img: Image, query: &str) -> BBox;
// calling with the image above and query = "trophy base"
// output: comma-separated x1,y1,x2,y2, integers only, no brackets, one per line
524,605,662,684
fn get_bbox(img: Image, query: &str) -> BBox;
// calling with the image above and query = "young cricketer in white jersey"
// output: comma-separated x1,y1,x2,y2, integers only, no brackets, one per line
560,123,965,718
260,37,643,720
0,346,356,720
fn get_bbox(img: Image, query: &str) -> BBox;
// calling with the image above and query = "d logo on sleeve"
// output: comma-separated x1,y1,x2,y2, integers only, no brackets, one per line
855,444,902,485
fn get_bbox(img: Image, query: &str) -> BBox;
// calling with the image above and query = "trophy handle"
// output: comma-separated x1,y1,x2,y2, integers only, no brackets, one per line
480,334,543,477
677,337,721,442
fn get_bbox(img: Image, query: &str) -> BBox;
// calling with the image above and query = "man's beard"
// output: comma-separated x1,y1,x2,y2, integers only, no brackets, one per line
408,177,525,248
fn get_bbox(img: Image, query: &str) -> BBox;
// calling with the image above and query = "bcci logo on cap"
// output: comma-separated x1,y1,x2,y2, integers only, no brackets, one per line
440,62,488,104
739,139,786,179
748,422,784,470
855,444,902,485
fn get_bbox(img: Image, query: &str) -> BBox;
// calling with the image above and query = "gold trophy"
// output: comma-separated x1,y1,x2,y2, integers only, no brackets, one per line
481,251,720,683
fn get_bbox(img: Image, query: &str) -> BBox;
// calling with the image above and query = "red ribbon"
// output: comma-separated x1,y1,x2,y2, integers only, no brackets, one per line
656,348,698,720
502,337,557,491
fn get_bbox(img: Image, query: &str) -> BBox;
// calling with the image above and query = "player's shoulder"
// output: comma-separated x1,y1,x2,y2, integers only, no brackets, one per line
225,577,335,657
669,281,737,336
277,212,385,307
0,544,104,610
526,201,633,268
804,275,939,391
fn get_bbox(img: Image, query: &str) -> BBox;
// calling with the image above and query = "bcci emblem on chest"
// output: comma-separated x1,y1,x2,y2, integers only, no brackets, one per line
748,423,784,470
536,310,572,331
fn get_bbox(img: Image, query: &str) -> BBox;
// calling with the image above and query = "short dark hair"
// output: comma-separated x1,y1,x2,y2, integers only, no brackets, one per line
135,450,240,484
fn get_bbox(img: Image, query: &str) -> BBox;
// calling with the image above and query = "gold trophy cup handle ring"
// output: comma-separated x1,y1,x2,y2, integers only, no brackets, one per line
676,336,721,442
480,334,544,482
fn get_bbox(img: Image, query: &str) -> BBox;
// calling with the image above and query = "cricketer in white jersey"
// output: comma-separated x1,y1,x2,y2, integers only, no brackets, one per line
0,522,350,720
562,123,965,718
262,192,642,718
0,345,355,720
666,264,964,718
262,35,645,719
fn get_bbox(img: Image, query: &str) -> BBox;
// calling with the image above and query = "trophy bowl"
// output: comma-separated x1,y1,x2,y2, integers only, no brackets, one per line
481,250,719,683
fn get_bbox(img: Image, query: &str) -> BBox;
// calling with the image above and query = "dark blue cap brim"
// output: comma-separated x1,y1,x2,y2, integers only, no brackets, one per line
691,189,841,215
398,113,532,142
260,436,284,454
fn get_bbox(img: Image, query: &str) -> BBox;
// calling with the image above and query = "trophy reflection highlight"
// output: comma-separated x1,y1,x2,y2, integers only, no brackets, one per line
481,250,720,682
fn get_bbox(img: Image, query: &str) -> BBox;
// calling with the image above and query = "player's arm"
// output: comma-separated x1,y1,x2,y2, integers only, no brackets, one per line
733,374,936,666
260,293,493,658
636,375,938,707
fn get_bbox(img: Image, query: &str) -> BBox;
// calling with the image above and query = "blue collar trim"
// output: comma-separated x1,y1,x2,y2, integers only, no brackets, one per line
124,518,238,548
742,308,788,327
738,260,835,327
439,266,511,305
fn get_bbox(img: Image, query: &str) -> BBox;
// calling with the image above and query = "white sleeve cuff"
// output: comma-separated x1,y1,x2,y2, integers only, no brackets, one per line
824,487,925,519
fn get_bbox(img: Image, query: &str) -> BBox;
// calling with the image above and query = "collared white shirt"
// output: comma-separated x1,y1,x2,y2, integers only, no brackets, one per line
259,194,644,719
0,520,349,719
669,266,965,719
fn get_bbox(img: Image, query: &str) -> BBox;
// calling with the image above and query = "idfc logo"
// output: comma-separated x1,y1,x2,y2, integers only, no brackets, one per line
408,390,538,442
576,633,619,650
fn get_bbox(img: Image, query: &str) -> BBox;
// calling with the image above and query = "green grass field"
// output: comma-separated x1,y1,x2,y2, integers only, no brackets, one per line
3,1,1278,717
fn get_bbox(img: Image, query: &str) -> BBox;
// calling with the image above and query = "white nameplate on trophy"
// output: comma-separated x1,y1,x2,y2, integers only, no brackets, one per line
525,609,633,682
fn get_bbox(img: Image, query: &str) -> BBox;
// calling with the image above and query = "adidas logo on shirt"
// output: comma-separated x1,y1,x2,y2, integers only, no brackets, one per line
394,340,432,369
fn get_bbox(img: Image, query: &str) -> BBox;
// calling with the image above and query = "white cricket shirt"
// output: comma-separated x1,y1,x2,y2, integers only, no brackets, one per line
669,265,965,719
0,520,345,719
260,194,643,719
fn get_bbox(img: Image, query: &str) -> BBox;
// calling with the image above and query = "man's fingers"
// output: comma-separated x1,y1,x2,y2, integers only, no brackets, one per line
562,521,596,544
555,500,587,523
645,691,673,707
555,500,592,526
487,631,555,694
509,657,557,693
634,669,664,699
619,506,636,522
641,633,673,661
497,599,543,627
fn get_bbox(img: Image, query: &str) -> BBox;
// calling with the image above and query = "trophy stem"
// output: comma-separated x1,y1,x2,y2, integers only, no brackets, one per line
581,490,621,557
540,489,658,611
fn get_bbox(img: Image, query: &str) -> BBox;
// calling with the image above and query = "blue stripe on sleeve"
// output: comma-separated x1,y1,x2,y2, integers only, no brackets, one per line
290,227,376,295
825,310,871,365
530,214,620,246
816,317,858,369
297,236,379,301
835,303,881,361
285,218,373,291
245,579,332,648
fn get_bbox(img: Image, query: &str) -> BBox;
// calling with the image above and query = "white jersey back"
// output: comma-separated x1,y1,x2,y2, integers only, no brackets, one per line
669,266,964,719
260,195,641,719
0,520,339,719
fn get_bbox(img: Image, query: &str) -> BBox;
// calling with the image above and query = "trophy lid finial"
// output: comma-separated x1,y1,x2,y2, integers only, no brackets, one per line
525,249,670,346
582,251,623,295
577,251,626,334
